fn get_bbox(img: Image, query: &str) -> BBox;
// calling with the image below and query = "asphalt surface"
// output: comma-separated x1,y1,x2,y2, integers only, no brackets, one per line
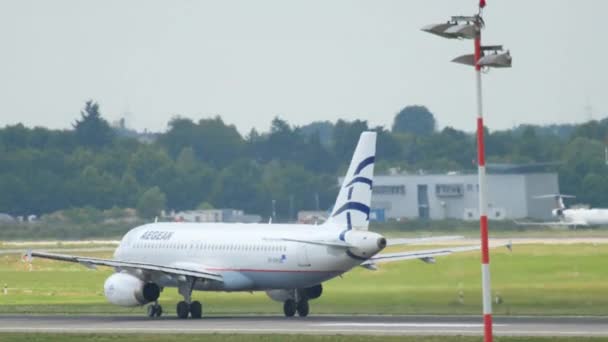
0,315,607,337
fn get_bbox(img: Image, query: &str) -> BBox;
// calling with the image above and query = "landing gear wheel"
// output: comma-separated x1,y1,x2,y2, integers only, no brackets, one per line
283,299,296,317
297,300,309,317
147,304,155,318
147,304,162,318
190,301,202,319
176,301,190,319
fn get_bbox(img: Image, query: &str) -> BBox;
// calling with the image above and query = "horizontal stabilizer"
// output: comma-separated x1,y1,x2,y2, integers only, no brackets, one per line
514,220,587,227
264,237,353,248
534,194,575,199
387,235,464,246
360,241,512,267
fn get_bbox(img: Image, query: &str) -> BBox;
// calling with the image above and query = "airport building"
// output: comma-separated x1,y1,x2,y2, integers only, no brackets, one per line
164,209,262,223
367,168,559,221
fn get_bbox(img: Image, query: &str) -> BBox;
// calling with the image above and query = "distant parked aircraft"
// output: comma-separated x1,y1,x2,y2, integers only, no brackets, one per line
516,194,608,227
27,132,509,319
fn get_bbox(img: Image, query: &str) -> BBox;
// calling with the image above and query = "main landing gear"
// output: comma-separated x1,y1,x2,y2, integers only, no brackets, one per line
283,298,309,317
176,300,203,319
176,278,203,319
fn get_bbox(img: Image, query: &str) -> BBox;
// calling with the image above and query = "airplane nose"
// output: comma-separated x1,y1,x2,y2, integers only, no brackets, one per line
377,237,387,249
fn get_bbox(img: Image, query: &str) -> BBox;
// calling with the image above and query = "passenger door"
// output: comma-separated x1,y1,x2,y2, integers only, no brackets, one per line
296,244,311,267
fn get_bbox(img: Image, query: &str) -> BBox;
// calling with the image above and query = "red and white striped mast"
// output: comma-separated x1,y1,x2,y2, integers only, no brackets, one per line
473,1,494,342
421,1,512,341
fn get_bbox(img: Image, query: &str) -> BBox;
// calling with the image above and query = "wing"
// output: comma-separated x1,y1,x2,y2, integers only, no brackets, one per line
361,241,512,269
513,220,587,227
387,235,464,246
27,250,223,282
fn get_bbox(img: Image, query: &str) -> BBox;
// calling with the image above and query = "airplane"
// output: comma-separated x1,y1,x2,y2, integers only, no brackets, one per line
27,132,508,319
515,194,608,228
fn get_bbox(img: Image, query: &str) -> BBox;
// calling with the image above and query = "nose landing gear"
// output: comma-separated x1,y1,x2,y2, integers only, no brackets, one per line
147,302,163,317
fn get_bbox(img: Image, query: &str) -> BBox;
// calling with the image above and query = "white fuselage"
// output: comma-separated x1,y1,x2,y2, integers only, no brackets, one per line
113,222,382,292
561,208,608,226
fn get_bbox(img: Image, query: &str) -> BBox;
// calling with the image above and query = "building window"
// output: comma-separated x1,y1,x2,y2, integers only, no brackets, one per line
435,184,464,197
373,185,406,196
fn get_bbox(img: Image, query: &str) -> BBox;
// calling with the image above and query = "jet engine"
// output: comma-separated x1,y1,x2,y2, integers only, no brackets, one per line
552,208,564,218
344,230,387,259
103,272,160,307
302,284,323,300
266,284,323,302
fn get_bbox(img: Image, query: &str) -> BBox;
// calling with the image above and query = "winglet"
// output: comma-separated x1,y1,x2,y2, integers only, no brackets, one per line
419,257,436,264
23,249,33,263
360,262,378,271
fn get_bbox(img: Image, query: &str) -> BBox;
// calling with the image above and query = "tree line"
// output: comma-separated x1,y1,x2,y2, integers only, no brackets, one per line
0,101,607,220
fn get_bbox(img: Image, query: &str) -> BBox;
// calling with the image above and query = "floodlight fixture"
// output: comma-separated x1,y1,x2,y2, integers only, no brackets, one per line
451,46,512,68
477,51,512,68
444,23,477,39
420,22,459,39
451,54,475,66
421,15,482,40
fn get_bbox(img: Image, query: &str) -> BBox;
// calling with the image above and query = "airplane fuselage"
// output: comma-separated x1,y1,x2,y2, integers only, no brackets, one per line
113,222,381,292
561,208,608,226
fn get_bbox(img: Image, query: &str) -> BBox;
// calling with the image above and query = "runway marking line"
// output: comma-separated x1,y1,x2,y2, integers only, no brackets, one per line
317,323,506,328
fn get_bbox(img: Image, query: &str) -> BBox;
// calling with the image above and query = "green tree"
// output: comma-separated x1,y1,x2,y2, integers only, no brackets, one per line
197,201,215,210
392,105,436,136
517,126,542,161
374,126,403,162
73,100,114,148
158,116,244,168
136,187,167,219
332,119,369,165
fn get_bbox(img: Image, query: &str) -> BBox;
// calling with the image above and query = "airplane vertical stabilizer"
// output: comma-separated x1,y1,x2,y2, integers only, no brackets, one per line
326,131,376,231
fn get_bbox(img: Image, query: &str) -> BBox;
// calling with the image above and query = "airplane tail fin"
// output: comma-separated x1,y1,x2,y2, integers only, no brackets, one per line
534,194,575,210
325,132,376,231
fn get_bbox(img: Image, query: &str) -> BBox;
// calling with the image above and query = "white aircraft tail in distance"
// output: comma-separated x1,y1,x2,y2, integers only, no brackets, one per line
515,194,608,227
28,131,510,319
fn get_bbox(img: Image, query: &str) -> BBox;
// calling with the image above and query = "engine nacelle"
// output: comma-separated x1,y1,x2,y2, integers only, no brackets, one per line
344,230,387,259
266,284,323,302
303,284,323,300
266,289,292,302
103,272,160,307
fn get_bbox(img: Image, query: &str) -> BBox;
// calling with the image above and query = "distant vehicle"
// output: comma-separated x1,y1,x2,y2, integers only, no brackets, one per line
515,194,608,228
27,132,507,319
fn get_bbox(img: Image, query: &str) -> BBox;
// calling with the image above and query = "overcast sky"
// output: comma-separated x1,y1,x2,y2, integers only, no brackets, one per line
1,0,606,134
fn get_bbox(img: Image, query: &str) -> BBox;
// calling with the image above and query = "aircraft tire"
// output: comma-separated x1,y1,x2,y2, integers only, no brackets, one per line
296,300,309,317
283,299,296,317
147,304,155,318
147,304,162,318
176,301,190,319
190,301,202,319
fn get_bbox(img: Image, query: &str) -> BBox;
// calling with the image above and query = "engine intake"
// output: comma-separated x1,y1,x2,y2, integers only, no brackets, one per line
104,272,160,307
303,284,323,300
